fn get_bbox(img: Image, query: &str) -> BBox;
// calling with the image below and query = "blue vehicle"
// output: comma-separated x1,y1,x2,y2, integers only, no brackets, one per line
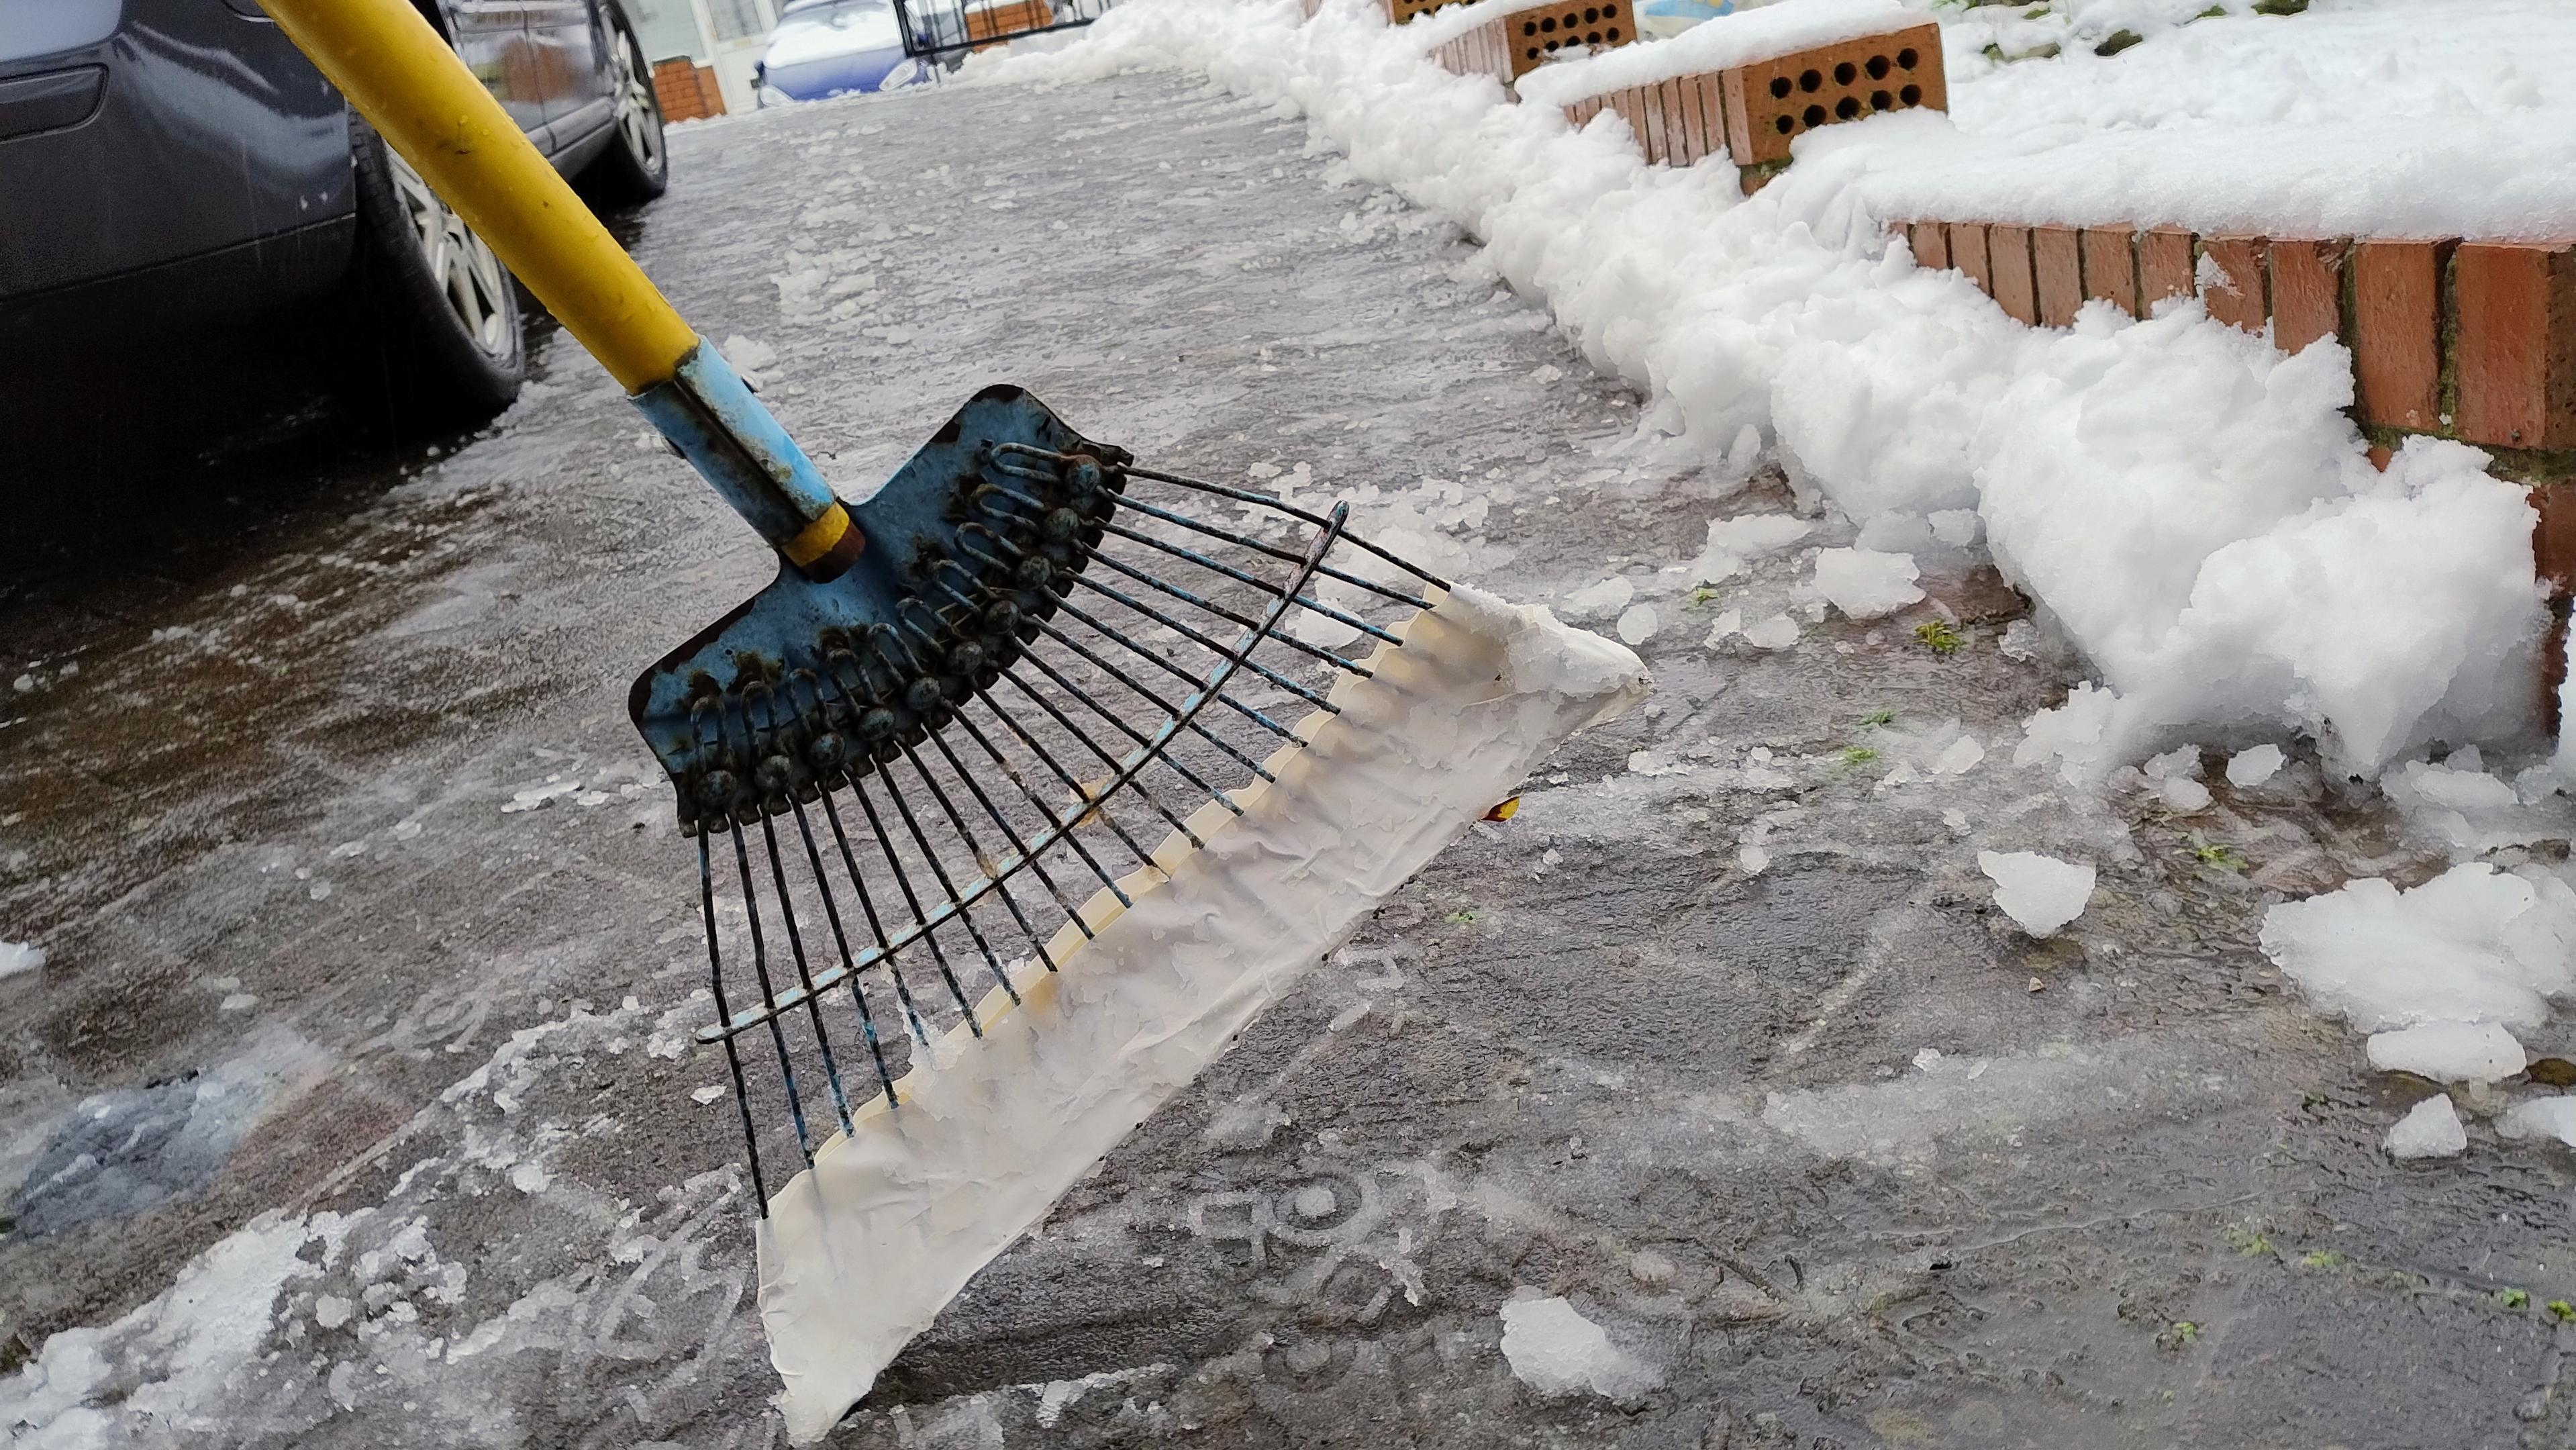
754,0,924,103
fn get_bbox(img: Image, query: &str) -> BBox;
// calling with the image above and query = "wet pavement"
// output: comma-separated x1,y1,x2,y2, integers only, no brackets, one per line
3,64,2573,1450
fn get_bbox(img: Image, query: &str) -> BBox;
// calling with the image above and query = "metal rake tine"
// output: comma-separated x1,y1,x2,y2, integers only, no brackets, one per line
826,649,1139,912
926,571,1285,782
902,730,1090,965
813,789,939,1049
961,528,1347,710
781,793,901,1107
1118,462,1448,599
1071,533,1377,673
846,775,989,1034
1088,518,1402,646
873,753,1028,1006
751,686,860,1134
727,820,817,1167
1001,652,1237,828
765,677,900,1108
944,694,1143,909
939,551,1307,744
989,664,1209,849
697,829,769,1209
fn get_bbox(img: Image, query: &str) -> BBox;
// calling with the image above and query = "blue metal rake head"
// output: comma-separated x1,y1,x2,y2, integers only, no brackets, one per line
618,346,1448,1207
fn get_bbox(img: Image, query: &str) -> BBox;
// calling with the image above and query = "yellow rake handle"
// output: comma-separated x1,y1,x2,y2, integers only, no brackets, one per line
258,0,695,394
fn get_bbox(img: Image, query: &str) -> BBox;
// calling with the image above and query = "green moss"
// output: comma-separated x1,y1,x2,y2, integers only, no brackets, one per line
2501,1288,2531,1311
1843,746,1880,767
1914,620,1965,655
1859,708,1897,728
2298,1250,2348,1269
2250,0,2307,13
2186,835,2246,871
1446,907,1482,924
2093,28,2142,56
2224,1226,2274,1257
1686,585,1722,607
2551,1300,2576,1322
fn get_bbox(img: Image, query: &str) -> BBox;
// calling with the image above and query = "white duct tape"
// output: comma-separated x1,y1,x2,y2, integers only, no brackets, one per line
756,583,1648,1442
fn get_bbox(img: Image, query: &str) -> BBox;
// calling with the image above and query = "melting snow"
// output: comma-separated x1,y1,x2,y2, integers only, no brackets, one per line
2385,1096,2468,1160
1497,1293,1657,1400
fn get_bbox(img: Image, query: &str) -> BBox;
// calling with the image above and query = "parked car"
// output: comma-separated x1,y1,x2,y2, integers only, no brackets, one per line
754,0,927,103
0,0,671,422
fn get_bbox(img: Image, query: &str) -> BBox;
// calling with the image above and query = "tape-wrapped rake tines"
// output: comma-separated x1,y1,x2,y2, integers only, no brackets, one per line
641,391,1448,1205
1434,0,1631,86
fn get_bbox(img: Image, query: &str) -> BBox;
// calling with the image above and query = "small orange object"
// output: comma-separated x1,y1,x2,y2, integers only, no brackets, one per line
1483,797,1522,822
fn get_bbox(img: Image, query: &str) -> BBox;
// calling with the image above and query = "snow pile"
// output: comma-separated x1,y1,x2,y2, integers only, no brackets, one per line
1977,850,2094,937
1498,1292,1658,1399
1847,1,2576,242
0,940,41,977
991,0,2548,779
1519,0,1914,109
2385,1095,2467,1161
2365,1022,2526,1085
2258,864,2576,1032
1810,546,1921,620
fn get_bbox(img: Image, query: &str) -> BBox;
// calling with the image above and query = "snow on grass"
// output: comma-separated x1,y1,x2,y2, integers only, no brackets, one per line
1497,1292,1658,1399
2386,1096,2468,1161
2258,865,2576,1034
993,0,2546,780
1977,850,2095,937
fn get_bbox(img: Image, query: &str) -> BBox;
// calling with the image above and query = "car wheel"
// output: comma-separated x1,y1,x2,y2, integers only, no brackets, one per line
339,116,526,425
582,9,669,205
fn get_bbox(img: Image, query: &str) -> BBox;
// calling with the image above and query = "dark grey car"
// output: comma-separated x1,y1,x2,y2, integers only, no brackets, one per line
0,0,671,422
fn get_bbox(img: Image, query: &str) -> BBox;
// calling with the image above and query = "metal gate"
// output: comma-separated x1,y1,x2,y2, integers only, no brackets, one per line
891,0,1116,60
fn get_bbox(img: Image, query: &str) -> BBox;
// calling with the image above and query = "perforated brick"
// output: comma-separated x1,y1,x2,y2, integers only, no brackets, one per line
2352,241,2442,432
1503,0,1631,78
1721,21,1941,168
1381,0,1466,22
2455,242,2576,450
2197,236,2268,333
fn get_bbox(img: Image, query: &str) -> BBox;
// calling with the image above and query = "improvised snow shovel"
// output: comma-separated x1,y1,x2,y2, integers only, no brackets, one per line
262,0,1648,1437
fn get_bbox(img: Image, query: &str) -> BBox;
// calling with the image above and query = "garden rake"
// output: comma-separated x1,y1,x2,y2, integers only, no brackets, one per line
262,1,1648,1435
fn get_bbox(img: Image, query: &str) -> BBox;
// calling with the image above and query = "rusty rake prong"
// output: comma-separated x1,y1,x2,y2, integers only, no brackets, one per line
699,830,769,1208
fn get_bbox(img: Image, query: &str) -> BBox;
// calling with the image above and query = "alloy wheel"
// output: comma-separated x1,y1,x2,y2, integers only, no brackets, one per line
610,31,665,174
385,147,514,360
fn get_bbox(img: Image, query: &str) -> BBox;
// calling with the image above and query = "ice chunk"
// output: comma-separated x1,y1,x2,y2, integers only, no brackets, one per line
2226,744,2285,787
0,940,42,978
1562,576,1635,619
1737,846,1770,875
1703,607,1742,647
1977,851,2096,937
2499,1096,2576,1149
1931,736,1984,775
1689,513,1812,585
2259,865,2576,1032
1810,548,1924,620
2385,1096,2467,1160
1616,603,1660,645
1742,614,1800,650
1497,1294,1657,1400
2157,776,2212,812
2365,1022,2525,1083
1928,509,1980,547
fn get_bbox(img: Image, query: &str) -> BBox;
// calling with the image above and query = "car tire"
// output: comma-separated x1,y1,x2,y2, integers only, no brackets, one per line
338,116,526,427
581,8,670,206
